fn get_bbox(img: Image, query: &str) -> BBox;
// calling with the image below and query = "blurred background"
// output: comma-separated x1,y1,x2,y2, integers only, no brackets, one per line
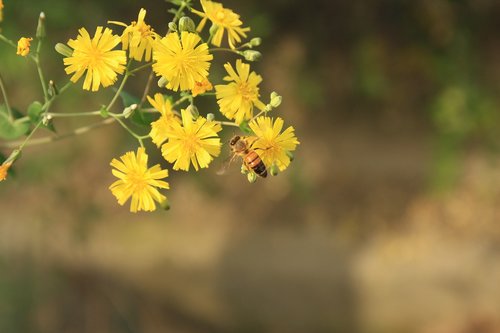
1,0,500,332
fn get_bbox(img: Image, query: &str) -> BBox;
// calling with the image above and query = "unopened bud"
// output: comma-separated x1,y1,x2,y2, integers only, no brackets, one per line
178,16,196,33
55,43,73,57
48,80,58,97
286,150,294,162
242,50,262,62
160,198,170,210
206,113,215,122
249,37,261,47
123,104,137,118
42,114,52,126
158,76,168,88
186,104,199,119
209,23,219,37
240,164,248,175
270,164,279,176
270,92,282,108
247,171,257,183
168,22,177,32
36,12,46,39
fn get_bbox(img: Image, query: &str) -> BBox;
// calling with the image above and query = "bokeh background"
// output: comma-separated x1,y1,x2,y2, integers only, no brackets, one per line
1,0,500,332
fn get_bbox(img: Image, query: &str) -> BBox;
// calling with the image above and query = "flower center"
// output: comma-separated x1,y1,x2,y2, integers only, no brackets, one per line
215,9,227,24
237,82,255,102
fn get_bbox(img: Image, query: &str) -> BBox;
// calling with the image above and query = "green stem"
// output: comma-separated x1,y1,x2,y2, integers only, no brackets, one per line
106,73,130,111
128,62,153,74
111,114,145,147
0,118,116,149
250,109,267,121
0,73,13,120
47,110,103,118
35,39,49,102
172,95,192,108
18,120,43,151
216,120,239,127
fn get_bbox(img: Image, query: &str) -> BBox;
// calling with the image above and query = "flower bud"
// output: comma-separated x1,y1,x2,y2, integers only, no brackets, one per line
168,22,177,32
36,12,46,39
42,114,52,126
123,104,137,118
178,16,196,33
160,198,170,211
249,37,261,47
55,43,73,57
48,80,58,97
242,50,262,62
186,104,199,119
247,171,257,183
206,113,215,122
158,76,168,88
240,164,248,174
270,164,279,176
286,150,294,162
209,23,219,37
270,92,282,108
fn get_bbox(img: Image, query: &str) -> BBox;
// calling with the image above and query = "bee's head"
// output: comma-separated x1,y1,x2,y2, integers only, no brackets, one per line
229,135,240,146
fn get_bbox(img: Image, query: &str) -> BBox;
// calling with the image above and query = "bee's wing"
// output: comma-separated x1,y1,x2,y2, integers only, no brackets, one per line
216,153,236,175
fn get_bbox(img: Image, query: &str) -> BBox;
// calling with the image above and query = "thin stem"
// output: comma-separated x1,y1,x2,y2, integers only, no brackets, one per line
209,47,239,54
47,110,103,118
172,95,192,108
18,120,43,151
251,109,268,121
35,39,49,102
129,62,153,74
139,70,154,109
0,118,116,149
0,73,13,120
110,114,145,146
107,73,130,111
216,120,239,127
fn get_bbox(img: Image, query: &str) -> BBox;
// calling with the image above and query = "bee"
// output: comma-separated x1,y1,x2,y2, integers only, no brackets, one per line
225,135,268,178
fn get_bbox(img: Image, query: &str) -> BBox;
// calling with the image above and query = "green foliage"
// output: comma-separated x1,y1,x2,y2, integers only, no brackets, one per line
0,105,30,140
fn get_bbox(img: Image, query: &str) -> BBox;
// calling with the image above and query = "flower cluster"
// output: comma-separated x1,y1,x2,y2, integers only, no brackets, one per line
0,0,300,213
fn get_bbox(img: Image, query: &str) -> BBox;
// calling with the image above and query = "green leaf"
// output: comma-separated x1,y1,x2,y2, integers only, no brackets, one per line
239,120,253,135
0,105,30,140
27,101,44,123
117,89,140,108
27,101,56,132
130,108,156,128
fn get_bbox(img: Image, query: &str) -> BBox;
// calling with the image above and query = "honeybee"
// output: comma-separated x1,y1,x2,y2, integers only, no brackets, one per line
223,135,268,178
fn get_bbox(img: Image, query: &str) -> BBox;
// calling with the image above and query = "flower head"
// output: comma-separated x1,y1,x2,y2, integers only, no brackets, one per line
109,147,169,212
147,93,180,147
249,116,299,172
0,162,12,182
161,109,222,171
152,31,213,91
192,0,250,49
215,59,266,124
192,78,213,97
0,0,4,22
16,37,33,57
63,27,127,91
109,8,156,62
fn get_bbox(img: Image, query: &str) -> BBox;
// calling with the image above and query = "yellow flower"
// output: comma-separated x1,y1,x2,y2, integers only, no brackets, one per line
192,0,250,49
0,162,12,181
191,78,213,97
147,93,180,147
161,109,222,171
63,27,127,91
0,0,4,22
249,116,299,171
152,31,213,91
215,59,266,124
109,8,156,62
16,37,33,57
109,147,169,213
